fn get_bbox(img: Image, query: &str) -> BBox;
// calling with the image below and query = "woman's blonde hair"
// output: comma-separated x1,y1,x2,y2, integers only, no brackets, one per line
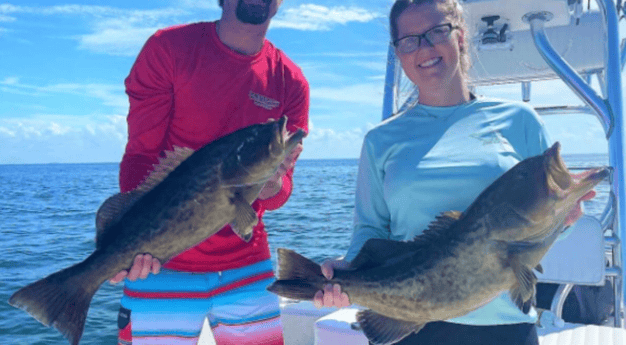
389,0,471,75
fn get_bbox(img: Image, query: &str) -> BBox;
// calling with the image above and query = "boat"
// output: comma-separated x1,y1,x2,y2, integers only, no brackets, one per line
201,0,626,343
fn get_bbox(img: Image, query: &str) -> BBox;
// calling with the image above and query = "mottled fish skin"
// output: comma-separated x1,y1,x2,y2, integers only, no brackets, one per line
8,116,306,345
268,142,609,345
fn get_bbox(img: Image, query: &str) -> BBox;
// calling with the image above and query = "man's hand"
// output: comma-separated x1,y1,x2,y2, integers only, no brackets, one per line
258,143,303,200
109,254,161,284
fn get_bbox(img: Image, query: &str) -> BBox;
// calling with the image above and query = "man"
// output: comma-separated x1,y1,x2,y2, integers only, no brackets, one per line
112,0,309,344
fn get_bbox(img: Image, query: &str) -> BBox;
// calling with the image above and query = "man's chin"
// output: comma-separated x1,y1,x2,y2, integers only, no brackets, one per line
236,5,270,25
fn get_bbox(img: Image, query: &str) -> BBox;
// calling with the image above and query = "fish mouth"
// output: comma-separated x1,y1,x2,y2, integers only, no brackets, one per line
573,166,610,189
279,116,307,153
545,142,609,197
545,142,572,190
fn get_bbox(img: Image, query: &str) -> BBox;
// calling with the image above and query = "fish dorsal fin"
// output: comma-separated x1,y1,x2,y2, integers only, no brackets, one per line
416,211,462,239
350,211,463,272
137,146,195,193
356,309,424,345
95,190,143,247
408,211,462,246
535,264,544,274
95,146,195,247
349,239,418,271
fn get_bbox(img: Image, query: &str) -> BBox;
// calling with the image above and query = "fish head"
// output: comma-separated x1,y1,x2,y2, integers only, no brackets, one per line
540,142,609,225
222,116,306,186
482,142,609,240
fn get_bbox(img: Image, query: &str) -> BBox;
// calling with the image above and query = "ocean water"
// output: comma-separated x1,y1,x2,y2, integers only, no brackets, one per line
0,154,611,345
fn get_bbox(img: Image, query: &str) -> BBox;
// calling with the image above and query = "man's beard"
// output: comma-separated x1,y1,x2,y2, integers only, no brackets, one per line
236,0,271,25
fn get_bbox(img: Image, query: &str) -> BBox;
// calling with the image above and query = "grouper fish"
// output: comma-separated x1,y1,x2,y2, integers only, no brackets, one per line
268,142,609,345
9,116,306,345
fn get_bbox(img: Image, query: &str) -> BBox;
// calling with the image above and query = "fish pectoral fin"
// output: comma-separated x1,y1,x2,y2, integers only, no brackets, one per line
230,194,258,242
95,191,143,247
509,260,537,311
356,309,424,345
535,264,544,274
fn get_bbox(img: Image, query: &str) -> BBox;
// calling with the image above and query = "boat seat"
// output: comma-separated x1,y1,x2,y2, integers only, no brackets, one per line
537,323,626,344
315,307,368,345
282,300,338,345
536,215,606,286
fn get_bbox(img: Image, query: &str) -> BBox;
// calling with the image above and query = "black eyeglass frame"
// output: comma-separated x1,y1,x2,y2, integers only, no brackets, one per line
393,23,460,53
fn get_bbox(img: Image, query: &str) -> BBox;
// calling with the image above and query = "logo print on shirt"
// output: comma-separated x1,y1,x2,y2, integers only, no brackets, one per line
249,91,280,110
471,131,514,151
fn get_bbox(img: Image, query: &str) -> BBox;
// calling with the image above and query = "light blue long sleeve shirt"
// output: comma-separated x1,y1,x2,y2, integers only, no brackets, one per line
345,96,551,325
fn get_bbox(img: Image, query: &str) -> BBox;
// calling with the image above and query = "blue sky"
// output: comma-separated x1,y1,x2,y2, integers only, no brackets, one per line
0,0,624,164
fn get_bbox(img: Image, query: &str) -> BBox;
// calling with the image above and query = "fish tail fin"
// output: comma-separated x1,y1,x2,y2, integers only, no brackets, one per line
8,252,105,345
267,248,325,300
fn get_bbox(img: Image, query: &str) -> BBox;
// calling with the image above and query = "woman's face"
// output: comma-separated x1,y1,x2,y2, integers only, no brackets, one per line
395,2,464,95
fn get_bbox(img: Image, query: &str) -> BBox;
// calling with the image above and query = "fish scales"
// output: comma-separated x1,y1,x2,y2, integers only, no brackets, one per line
9,116,306,345
268,142,609,345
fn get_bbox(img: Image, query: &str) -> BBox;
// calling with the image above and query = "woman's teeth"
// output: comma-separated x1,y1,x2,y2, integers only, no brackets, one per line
420,57,442,68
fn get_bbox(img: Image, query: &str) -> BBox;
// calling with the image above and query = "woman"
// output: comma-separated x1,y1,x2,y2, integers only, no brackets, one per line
313,0,594,344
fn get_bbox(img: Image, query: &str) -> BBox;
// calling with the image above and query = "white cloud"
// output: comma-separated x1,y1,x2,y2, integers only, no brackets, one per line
272,4,382,31
299,120,376,159
176,0,220,10
0,115,127,164
311,83,385,106
0,4,20,13
2,79,127,111
48,122,72,135
0,126,15,137
0,14,15,22
78,25,160,56
1,2,382,55
1,4,191,56
1,76,19,85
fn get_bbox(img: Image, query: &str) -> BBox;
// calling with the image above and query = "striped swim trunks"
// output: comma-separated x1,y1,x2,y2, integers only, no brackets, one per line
117,259,283,345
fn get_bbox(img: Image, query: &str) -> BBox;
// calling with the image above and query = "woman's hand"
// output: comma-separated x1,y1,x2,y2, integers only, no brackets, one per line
563,170,599,227
313,258,351,308
563,190,596,227
109,254,161,284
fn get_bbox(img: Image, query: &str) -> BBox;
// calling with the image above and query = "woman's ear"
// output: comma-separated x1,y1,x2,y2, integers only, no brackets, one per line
457,28,465,52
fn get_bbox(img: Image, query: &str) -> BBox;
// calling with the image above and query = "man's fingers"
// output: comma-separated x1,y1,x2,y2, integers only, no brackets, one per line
139,254,152,279
152,258,161,275
109,271,128,284
127,255,144,281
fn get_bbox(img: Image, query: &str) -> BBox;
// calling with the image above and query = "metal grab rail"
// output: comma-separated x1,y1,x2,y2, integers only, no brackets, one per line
526,13,612,137
526,0,624,327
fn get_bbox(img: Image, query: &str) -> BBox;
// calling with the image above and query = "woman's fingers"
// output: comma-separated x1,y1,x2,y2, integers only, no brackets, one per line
313,290,324,308
321,261,335,280
323,284,334,307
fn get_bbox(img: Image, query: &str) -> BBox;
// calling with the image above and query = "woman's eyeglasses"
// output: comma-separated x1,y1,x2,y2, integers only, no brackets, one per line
393,23,459,54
